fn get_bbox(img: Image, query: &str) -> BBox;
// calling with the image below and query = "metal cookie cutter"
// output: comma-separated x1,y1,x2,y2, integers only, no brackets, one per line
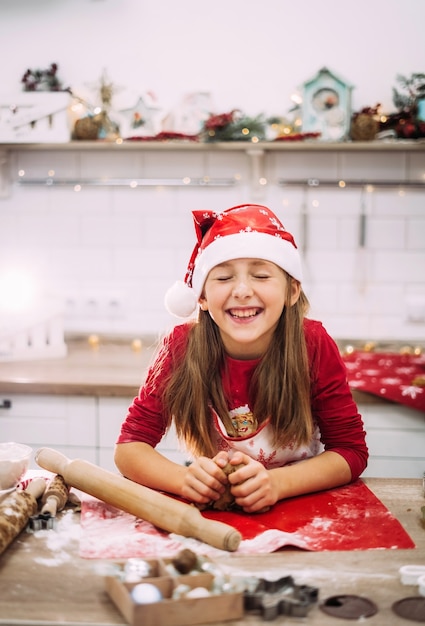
29,511,57,531
244,575,319,621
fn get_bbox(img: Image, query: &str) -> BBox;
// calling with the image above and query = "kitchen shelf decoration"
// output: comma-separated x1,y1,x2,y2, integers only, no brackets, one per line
0,62,72,143
300,67,354,141
382,73,425,138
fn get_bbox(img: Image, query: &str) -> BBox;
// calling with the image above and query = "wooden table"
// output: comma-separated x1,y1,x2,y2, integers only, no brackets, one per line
0,478,424,625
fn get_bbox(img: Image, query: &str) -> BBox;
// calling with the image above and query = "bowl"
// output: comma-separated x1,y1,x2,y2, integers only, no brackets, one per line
0,442,32,491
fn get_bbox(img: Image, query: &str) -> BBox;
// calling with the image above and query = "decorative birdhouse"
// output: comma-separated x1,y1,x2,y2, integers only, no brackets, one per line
300,67,354,141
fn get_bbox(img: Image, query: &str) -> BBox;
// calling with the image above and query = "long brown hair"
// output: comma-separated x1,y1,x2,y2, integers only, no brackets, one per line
161,277,313,457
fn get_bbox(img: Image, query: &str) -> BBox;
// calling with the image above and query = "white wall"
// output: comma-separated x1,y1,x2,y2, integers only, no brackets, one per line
0,0,424,115
1,144,424,343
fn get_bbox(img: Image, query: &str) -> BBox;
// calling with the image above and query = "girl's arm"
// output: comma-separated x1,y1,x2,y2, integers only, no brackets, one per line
114,441,228,505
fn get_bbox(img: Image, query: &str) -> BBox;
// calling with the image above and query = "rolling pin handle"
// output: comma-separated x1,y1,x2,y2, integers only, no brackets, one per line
25,477,47,500
35,447,70,476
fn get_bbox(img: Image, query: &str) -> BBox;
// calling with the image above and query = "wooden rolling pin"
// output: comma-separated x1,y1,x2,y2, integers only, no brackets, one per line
40,474,69,518
0,478,46,555
35,447,242,552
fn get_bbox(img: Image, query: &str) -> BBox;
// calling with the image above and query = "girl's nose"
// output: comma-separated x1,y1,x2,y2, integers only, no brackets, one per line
232,279,253,298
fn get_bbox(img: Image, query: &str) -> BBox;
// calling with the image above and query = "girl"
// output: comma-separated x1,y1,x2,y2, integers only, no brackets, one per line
115,204,368,513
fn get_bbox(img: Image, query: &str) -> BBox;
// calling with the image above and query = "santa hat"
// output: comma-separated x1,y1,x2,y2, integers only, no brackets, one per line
165,203,302,318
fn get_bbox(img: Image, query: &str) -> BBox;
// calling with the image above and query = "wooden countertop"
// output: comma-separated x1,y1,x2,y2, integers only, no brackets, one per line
0,477,424,625
0,337,158,397
0,336,394,404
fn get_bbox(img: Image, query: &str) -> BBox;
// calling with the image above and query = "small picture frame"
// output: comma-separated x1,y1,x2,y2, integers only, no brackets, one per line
301,67,354,141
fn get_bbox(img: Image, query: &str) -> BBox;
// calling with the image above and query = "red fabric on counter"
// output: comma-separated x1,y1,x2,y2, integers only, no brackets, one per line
343,350,425,413
78,480,415,559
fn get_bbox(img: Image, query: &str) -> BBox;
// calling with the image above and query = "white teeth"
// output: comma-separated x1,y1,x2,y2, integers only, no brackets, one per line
230,309,258,318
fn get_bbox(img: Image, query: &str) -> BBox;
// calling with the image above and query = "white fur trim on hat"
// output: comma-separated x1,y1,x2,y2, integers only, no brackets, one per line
192,231,302,299
164,280,199,318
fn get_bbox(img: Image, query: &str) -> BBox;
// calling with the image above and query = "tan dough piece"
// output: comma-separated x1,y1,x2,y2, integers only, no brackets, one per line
212,462,245,511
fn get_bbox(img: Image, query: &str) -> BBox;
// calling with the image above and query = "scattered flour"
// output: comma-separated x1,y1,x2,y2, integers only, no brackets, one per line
32,509,81,567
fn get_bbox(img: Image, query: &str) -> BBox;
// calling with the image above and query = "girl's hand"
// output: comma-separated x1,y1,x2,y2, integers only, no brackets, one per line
226,451,279,513
181,453,229,505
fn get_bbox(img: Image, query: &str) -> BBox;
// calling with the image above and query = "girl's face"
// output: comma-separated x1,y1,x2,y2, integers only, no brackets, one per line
199,258,300,359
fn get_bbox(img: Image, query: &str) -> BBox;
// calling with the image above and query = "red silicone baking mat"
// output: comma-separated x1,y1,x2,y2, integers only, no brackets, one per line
79,479,415,559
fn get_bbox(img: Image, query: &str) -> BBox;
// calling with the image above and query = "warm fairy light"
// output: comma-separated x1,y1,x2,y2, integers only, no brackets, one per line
93,106,102,114
380,115,387,123
234,173,242,181
338,180,346,188
366,185,374,193
130,181,138,188
259,177,267,185
131,338,143,352
312,199,319,207
18,169,25,177
71,102,84,114
115,138,123,144
241,128,249,135
291,93,303,105
48,170,55,177
203,176,210,183
74,184,81,192
88,334,100,349
398,189,405,197
183,177,191,185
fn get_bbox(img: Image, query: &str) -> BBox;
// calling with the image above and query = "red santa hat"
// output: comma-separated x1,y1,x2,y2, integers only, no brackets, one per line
165,203,302,318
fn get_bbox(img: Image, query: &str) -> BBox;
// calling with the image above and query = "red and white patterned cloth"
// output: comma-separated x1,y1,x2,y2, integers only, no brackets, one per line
343,350,425,413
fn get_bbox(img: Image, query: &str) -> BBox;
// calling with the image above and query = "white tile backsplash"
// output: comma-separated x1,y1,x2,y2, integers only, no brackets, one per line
1,145,424,341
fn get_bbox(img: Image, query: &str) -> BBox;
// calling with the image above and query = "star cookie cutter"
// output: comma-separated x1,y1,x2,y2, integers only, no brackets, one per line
244,575,319,620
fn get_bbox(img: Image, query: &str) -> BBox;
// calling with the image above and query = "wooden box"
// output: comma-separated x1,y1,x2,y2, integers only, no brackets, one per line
105,559,243,626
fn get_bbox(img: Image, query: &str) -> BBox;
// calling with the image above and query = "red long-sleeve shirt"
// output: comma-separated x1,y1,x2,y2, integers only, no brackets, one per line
117,318,368,480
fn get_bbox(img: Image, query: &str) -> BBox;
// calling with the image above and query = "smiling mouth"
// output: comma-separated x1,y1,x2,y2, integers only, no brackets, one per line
228,308,261,318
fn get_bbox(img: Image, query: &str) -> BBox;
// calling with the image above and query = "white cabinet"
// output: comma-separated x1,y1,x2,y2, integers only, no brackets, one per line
361,403,425,479
0,394,97,465
2,392,423,479
0,393,188,472
97,396,188,472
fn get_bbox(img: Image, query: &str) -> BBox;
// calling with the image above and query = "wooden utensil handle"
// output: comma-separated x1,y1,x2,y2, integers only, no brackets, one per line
35,447,241,552
0,478,46,555
41,474,69,516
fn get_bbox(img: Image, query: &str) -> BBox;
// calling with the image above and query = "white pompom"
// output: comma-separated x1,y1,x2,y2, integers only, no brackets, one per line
164,280,198,318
